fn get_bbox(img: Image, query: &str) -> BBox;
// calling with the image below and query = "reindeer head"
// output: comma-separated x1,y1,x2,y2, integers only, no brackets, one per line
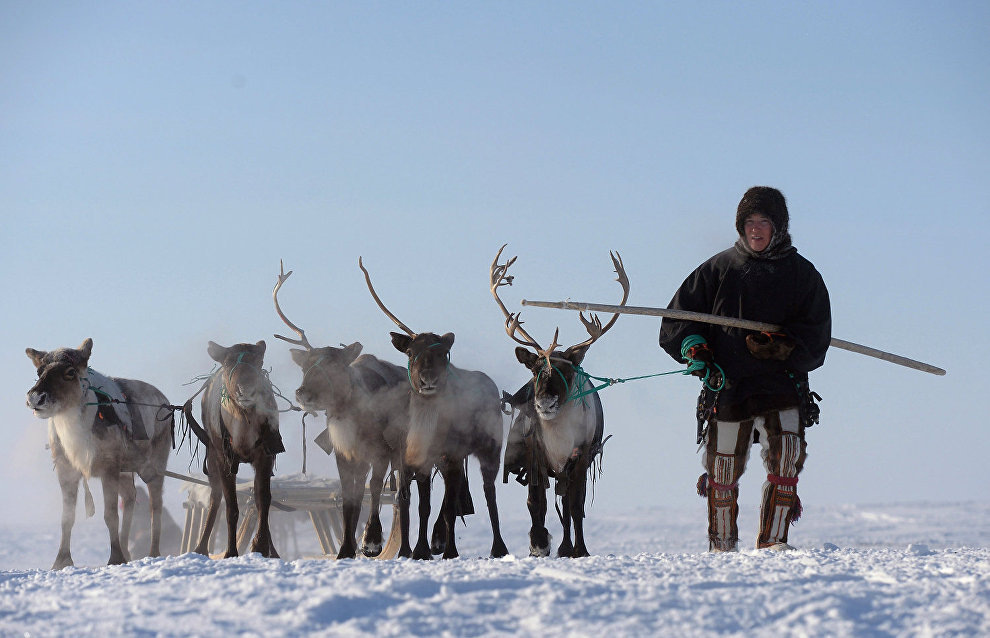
359,257,455,399
208,340,274,416
390,331,455,397
25,338,94,418
515,345,590,421
491,245,629,421
289,344,363,413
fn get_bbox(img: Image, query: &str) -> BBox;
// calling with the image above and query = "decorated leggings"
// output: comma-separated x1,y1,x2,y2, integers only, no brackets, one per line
702,408,807,550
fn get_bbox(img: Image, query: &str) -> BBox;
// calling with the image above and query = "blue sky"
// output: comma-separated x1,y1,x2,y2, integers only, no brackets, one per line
2,2,987,531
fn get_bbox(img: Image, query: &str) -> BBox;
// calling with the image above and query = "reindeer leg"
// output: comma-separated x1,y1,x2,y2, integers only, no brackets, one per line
101,472,126,565
396,468,414,558
146,474,164,558
480,450,509,558
430,486,451,556
250,454,278,558
439,460,462,560
193,453,223,555
220,463,240,558
412,472,433,560
527,477,551,558
52,453,80,570
570,462,591,558
118,472,136,563
335,455,361,559
556,477,574,558
361,457,388,557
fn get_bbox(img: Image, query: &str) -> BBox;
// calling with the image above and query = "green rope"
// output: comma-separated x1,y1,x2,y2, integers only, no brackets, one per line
84,387,116,407
547,333,728,403
680,335,708,372
534,355,713,405
679,335,726,392
566,364,690,403
82,371,122,407
537,365,571,403
524,334,731,405
183,364,220,386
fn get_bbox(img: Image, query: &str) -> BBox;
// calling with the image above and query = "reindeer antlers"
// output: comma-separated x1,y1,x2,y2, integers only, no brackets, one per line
572,251,630,350
273,260,314,350
359,256,417,337
491,244,548,354
491,245,629,356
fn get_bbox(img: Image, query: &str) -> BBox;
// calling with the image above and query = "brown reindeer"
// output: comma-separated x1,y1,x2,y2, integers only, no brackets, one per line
491,245,628,557
185,340,284,558
273,262,406,559
360,257,509,560
25,338,174,569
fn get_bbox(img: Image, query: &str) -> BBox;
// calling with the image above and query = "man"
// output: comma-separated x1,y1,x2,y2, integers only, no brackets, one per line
659,186,831,551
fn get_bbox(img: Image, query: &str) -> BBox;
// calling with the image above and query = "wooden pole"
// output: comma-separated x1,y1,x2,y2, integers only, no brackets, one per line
520,299,946,376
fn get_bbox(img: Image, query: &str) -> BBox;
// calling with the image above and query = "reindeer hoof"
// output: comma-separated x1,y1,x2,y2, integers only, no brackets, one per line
362,519,384,555
430,528,446,555
51,554,74,571
362,541,383,558
529,545,550,558
412,543,433,560
251,536,279,559
529,529,552,557
491,540,510,558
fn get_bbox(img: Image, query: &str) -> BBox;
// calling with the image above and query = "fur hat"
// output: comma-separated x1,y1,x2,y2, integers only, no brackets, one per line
735,186,789,237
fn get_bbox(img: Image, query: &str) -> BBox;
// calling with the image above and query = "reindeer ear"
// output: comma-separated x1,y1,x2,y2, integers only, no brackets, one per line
342,342,363,363
290,348,309,366
254,340,266,356
515,347,538,368
562,344,590,367
77,338,93,363
207,341,227,363
26,348,47,369
440,333,455,350
390,332,412,354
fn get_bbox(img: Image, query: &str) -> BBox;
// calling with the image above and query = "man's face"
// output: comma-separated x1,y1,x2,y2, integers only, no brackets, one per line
744,213,773,252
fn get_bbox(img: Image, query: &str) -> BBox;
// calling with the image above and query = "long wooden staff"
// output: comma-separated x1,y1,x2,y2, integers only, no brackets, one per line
520,299,946,376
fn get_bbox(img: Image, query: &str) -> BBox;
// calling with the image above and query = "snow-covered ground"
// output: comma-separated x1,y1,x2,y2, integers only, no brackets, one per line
1,500,988,636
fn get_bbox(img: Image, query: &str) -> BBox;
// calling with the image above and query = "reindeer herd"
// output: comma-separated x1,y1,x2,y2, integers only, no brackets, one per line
24,246,630,569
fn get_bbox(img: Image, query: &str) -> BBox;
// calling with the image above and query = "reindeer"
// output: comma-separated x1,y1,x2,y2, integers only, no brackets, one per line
25,338,174,569
273,262,407,559
185,340,284,558
490,245,628,557
360,257,509,560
